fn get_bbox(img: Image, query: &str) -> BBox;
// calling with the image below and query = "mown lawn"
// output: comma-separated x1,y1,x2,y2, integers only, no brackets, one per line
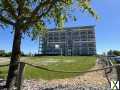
0,56,96,80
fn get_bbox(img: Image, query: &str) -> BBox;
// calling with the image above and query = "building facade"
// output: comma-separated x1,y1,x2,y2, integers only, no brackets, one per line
42,26,96,56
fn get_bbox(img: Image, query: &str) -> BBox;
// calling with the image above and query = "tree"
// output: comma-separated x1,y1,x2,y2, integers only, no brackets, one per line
107,50,120,56
0,50,5,56
107,50,113,56
0,0,97,89
113,50,120,56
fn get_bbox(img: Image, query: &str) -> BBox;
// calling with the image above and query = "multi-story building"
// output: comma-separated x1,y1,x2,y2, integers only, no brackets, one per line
42,26,96,56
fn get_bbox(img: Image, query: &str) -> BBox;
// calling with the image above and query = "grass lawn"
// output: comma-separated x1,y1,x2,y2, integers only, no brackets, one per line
0,56,96,80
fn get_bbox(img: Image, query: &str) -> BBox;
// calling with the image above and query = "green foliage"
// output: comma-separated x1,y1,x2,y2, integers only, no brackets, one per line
113,50,120,56
5,52,12,57
0,50,5,56
107,50,113,56
78,0,98,19
107,50,120,56
0,0,98,40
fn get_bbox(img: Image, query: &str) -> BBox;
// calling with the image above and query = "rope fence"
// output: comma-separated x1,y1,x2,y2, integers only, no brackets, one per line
23,62,120,74
0,61,120,74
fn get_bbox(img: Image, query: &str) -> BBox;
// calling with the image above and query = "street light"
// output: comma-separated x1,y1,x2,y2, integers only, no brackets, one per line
55,44,62,56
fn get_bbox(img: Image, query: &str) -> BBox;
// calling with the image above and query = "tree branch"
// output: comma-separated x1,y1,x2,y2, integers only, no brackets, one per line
2,0,18,20
25,0,58,25
16,0,25,17
31,0,52,17
0,15,15,25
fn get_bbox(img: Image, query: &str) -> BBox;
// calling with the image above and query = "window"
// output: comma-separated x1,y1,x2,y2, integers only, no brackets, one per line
74,43,80,47
81,36,87,41
54,37,59,42
88,48,96,55
60,32,65,41
72,31,80,41
48,36,53,42
88,31,94,34
80,43,87,47
88,43,95,47
73,31,79,36
80,31,87,35
88,35,95,38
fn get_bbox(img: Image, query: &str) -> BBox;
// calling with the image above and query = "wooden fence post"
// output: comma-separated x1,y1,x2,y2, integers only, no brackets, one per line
16,62,25,90
116,62,120,90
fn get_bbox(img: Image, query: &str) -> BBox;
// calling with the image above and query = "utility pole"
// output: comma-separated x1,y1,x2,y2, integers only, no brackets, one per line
61,48,62,56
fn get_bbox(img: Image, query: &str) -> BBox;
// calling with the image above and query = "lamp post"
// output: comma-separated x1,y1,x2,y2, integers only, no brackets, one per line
55,44,62,56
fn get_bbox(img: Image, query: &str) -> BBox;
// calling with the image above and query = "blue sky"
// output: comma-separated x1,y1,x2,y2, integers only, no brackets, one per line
0,0,120,54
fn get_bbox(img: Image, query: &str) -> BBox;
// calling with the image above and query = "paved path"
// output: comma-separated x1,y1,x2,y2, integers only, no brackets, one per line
0,57,30,63
0,57,10,63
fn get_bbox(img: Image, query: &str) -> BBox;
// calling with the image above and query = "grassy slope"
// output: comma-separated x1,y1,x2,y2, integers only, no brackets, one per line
0,56,96,80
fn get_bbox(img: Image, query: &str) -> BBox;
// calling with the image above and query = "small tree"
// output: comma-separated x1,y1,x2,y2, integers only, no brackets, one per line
107,50,113,56
113,50,120,56
0,0,97,89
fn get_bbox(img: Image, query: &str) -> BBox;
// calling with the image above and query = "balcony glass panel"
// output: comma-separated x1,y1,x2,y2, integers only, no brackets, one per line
88,43,95,47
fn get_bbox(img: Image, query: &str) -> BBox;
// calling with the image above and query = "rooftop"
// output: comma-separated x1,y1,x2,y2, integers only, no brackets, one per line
48,25,95,31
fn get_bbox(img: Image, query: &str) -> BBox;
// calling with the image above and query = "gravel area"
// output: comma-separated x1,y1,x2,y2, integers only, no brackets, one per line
0,59,111,90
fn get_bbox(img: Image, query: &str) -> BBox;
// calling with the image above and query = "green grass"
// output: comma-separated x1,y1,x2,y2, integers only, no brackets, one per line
0,67,8,79
0,56,96,80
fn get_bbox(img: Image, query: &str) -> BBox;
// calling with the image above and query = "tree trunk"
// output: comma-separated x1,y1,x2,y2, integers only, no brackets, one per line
6,25,22,90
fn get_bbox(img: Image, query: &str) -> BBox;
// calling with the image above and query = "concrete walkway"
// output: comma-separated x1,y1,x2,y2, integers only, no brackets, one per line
0,57,10,63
